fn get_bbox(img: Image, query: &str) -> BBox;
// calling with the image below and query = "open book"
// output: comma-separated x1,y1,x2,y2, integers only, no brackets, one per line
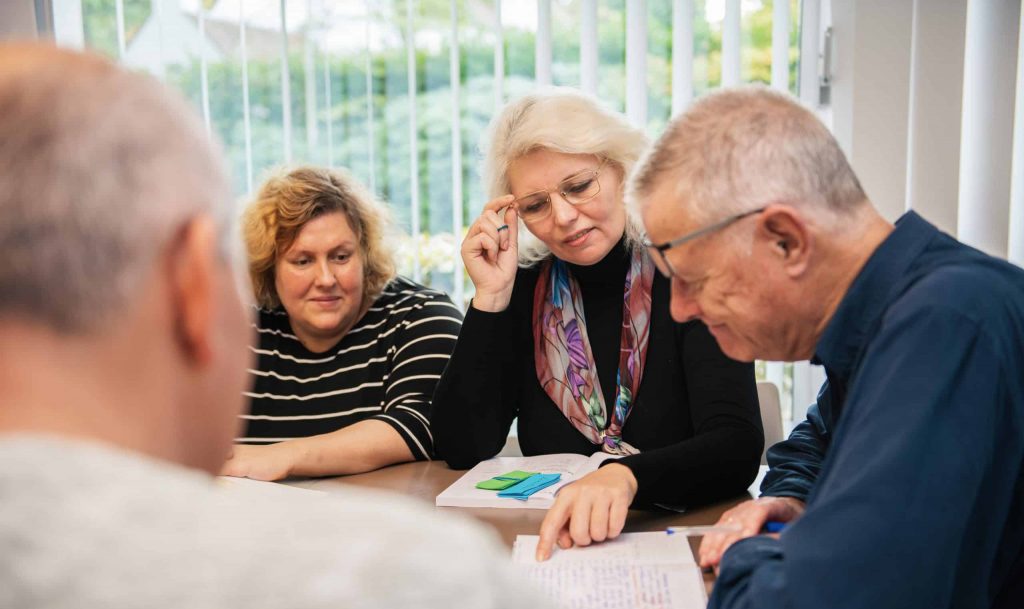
435,452,616,509
512,532,707,609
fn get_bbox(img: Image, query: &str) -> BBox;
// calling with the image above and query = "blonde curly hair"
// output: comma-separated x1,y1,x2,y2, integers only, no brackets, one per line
242,166,396,310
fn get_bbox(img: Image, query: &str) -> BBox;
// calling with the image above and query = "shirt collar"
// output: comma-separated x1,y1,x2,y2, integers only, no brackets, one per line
812,211,937,379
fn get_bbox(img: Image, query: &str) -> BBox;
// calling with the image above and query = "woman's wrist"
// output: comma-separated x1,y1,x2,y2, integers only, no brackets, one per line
274,439,307,477
471,290,512,313
603,462,639,495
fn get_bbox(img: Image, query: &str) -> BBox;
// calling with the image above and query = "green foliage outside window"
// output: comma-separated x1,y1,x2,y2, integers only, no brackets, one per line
78,0,799,299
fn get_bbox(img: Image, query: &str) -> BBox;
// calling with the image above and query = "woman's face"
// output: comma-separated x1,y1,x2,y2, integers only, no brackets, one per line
274,211,366,353
507,149,626,266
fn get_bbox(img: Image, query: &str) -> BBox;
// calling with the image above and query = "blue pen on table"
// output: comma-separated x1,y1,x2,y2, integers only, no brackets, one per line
666,521,787,536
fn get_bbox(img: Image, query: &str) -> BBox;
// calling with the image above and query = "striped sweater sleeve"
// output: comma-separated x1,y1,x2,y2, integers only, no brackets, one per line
372,291,463,460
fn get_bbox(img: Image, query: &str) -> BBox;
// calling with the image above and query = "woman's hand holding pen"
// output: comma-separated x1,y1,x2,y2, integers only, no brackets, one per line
462,194,519,312
697,495,806,571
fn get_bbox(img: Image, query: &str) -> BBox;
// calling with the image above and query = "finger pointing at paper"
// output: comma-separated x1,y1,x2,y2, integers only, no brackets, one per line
535,463,638,561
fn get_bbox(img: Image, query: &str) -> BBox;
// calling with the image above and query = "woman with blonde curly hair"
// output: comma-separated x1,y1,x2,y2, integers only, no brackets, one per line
431,89,762,558
222,166,462,480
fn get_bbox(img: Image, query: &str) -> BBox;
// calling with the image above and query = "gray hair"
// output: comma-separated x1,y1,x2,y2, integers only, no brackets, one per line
629,85,867,230
0,43,231,333
481,87,649,266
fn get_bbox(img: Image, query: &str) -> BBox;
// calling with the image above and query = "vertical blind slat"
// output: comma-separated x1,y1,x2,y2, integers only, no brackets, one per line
198,6,212,137
535,0,552,86
625,0,648,127
791,0,823,426
1010,8,1024,267
771,0,790,91
957,0,1020,257
365,7,376,194
671,0,694,114
450,0,464,305
791,362,825,426
114,0,126,58
580,0,598,95
904,0,967,235
494,0,504,112
152,0,166,78
324,47,334,168
797,0,820,107
279,0,293,164
303,1,318,159
406,0,421,280
52,0,85,48
240,1,254,194
722,0,741,86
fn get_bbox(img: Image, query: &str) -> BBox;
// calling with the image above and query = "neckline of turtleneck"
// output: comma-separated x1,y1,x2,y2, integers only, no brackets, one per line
565,235,630,288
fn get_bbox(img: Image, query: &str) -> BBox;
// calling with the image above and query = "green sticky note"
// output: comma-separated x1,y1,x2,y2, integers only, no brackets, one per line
475,470,538,491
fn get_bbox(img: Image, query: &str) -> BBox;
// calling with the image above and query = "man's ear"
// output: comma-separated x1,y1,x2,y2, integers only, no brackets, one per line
167,216,219,367
756,204,811,278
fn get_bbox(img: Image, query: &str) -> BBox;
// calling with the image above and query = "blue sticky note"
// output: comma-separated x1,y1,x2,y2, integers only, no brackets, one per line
497,473,562,500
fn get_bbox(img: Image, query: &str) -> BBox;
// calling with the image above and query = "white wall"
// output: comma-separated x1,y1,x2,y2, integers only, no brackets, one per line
905,0,968,236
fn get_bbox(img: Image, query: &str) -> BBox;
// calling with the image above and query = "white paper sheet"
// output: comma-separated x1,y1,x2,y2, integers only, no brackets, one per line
512,532,706,609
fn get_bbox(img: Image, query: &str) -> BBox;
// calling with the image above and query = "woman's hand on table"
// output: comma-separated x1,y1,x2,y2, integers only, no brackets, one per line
697,495,806,570
463,195,519,313
534,463,639,561
220,443,300,481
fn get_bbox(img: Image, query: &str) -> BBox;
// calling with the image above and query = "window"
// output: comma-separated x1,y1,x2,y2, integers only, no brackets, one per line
60,0,813,424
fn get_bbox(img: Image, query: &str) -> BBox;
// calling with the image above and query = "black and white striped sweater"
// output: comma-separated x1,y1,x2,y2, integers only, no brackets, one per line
239,276,463,460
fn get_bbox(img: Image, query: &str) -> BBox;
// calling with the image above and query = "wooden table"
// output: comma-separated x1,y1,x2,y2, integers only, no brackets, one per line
286,460,766,596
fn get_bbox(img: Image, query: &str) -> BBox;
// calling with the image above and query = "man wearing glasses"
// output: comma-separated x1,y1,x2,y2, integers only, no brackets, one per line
630,86,1024,609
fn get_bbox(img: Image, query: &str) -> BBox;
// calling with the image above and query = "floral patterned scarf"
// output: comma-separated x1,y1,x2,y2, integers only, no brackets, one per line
532,249,654,455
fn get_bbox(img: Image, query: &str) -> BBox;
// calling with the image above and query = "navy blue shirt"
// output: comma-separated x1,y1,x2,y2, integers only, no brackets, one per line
710,212,1024,609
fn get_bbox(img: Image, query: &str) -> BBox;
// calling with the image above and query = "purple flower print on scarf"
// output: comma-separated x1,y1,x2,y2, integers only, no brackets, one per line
532,251,654,455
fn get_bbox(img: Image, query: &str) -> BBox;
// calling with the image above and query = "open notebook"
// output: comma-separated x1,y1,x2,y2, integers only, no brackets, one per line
435,452,616,509
513,531,707,609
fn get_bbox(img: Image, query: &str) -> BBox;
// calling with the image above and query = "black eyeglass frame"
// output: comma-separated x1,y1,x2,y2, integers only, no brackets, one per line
643,207,766,277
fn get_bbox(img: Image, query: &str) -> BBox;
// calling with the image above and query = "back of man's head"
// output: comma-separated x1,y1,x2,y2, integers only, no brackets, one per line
0,42,230,332
630,85,868,229
0,43,247,473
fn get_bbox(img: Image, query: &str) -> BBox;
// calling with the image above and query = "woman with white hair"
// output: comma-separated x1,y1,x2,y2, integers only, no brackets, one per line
431,89,763,551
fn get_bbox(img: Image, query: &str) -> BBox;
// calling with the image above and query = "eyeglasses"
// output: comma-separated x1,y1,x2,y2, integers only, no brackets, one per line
644,207,766,278
511,159,608,223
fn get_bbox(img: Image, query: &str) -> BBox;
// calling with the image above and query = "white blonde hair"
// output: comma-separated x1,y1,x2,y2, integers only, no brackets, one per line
629,85,867,231
481,88,649,266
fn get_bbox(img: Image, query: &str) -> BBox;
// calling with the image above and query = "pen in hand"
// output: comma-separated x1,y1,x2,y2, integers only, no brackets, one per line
666,521,787,536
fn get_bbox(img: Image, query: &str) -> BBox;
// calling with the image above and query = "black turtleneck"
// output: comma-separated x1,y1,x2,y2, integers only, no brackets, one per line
431,239,763,508
566,238,631,411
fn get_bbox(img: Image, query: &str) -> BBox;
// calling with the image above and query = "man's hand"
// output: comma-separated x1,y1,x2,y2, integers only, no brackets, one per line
535,463,638,561
698,496,806,569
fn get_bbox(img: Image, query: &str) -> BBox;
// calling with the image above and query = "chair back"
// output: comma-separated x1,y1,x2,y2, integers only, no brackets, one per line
756,381,784,465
